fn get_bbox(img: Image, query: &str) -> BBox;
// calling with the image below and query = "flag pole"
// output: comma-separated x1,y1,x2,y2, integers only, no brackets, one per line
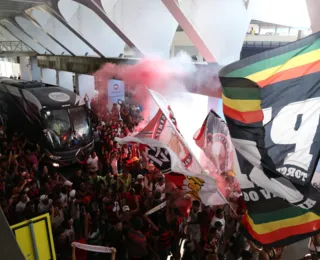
147,88,229,205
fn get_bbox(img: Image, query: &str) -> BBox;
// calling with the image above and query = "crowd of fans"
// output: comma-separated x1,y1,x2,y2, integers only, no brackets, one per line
0,100,277,260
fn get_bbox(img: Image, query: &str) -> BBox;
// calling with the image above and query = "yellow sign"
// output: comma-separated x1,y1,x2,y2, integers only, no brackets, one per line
11,213,56,260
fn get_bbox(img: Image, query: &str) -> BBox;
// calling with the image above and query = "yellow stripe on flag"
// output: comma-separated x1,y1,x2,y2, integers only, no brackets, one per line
222,94,261,112
246,211,320,235
246,48,320,83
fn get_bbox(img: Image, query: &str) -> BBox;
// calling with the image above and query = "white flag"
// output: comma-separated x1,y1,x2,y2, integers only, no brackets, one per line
116,136,225,205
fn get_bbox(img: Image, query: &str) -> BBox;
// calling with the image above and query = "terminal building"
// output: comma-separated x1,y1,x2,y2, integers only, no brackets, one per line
0,1,320,259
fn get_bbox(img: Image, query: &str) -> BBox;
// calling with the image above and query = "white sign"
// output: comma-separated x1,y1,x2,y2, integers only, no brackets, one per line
48,92,70,102
107,79,125,109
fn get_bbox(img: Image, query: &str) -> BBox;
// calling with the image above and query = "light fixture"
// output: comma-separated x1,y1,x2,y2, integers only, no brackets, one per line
52,162,60,167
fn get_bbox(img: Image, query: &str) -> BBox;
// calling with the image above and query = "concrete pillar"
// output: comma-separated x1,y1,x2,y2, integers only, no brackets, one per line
19,57,31,81
40,67,43,82
306,0,320,33
73,74,79,94
30,57,41,81
56,70,59,86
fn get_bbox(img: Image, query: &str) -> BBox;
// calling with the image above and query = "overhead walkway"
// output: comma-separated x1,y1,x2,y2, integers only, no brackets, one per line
0,41,36,57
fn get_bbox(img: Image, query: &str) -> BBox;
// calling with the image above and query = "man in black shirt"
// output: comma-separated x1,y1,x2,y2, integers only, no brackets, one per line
104,219,126,260
71,169,83,191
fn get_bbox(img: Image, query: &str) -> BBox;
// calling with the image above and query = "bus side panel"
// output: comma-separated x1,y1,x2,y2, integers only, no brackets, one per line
0,88,9,128
0,86,41,143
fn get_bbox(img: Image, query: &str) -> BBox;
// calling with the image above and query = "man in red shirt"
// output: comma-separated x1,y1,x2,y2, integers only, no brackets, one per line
127,217,148,260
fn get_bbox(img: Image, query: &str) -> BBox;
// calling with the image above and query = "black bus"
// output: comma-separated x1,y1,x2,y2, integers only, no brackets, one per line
0,78,94,167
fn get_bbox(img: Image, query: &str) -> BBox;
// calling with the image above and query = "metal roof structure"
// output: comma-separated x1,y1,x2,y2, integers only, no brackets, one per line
0,0,316,65
0,0,46,20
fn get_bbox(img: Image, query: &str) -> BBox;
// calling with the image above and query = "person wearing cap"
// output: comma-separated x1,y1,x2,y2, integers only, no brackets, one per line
68,190,81,220
122,205,130,213
69,189,76,200
38,194,53,214
135,174,145,188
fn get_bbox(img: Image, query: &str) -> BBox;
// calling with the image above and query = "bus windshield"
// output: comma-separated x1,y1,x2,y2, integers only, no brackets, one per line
42,106,92,150
69,106,91,142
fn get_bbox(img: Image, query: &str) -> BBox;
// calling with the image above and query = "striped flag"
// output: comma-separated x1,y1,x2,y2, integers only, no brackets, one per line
219,32,320,246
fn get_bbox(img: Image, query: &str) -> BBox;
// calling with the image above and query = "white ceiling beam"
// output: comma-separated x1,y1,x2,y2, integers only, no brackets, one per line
9,0,44,3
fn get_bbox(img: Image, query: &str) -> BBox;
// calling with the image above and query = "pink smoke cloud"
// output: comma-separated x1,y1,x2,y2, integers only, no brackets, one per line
94,55,222,98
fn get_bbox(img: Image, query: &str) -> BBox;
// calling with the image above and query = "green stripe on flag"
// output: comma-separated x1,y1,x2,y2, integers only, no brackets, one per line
249,206,310,225
226,38,320,78
223,87,260,100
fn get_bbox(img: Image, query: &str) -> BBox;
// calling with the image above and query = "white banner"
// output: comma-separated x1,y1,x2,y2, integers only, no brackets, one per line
116,136,225,205
140,89,204,175
72,242,112,253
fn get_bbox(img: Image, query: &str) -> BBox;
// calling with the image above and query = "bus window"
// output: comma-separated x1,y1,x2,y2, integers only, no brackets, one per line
42,109,72,149
45,109,70,136
69,106,91,142
42,106,91,150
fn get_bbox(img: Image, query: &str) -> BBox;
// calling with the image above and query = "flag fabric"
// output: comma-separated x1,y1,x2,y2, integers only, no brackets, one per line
146,89,227,204
115,136,225,205
218,32,320,246
143,89,203,174
194,110,241,200
219,32,320,208
194,110,234,175
135,109,199,173
195,110,320,246
116,89,226,205
234,150,320,247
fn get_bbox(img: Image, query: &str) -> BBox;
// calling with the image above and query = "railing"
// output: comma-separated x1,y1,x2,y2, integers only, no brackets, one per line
0,41,33,53
243,41,291,49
